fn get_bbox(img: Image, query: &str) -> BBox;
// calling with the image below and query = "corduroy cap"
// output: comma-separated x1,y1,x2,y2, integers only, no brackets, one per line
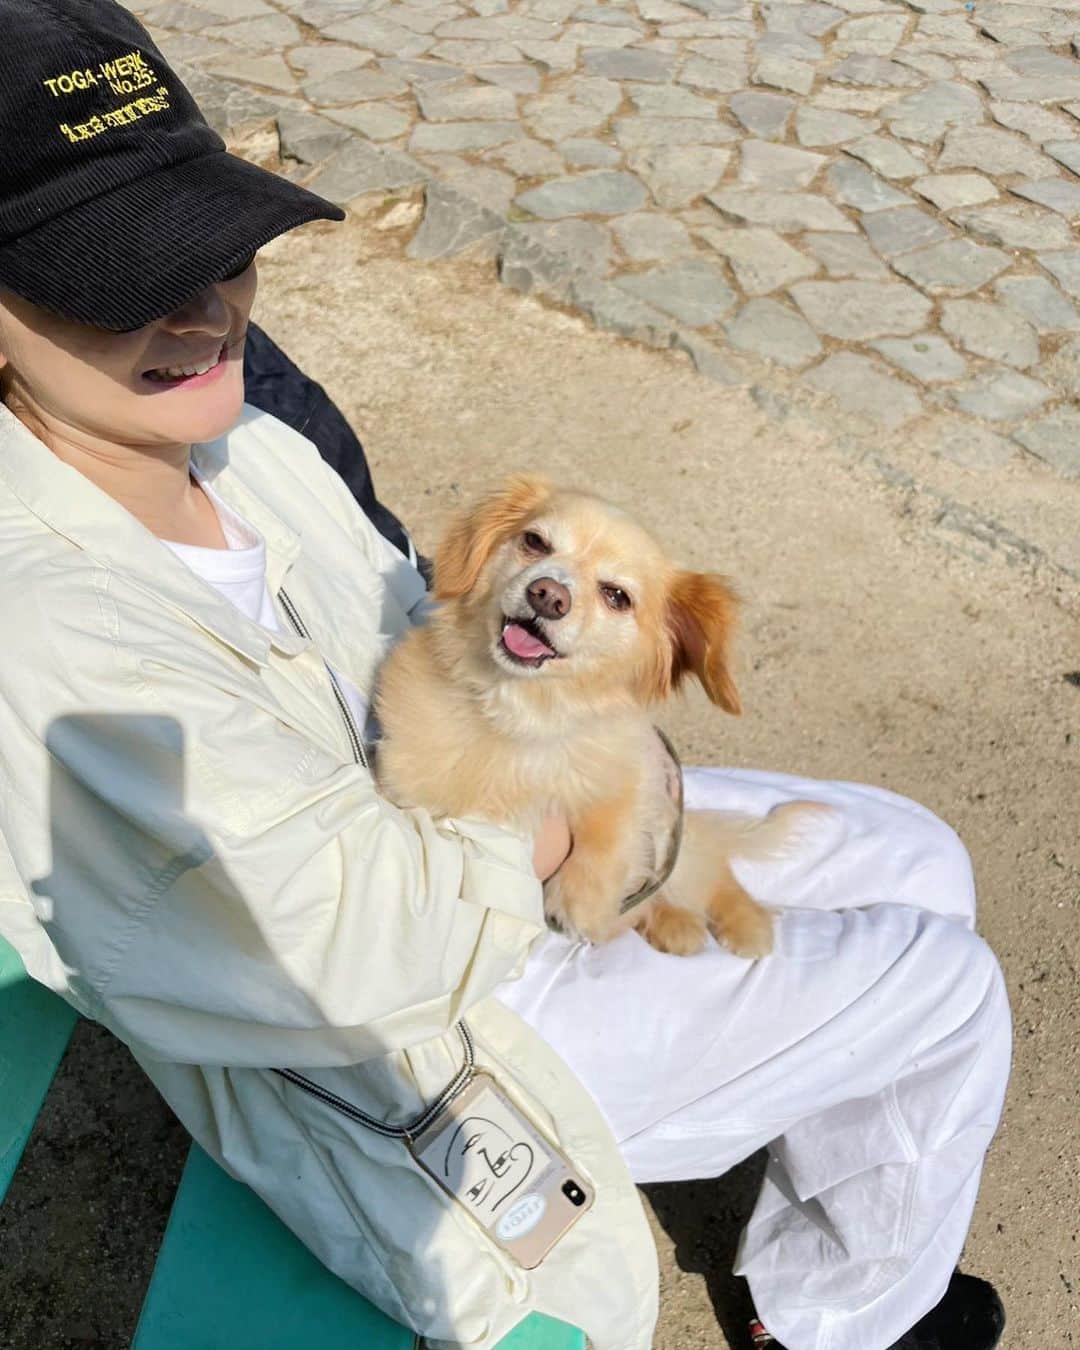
0,0,345,331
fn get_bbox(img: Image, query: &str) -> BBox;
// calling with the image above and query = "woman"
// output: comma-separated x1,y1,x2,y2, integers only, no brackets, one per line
0,3,1010,1348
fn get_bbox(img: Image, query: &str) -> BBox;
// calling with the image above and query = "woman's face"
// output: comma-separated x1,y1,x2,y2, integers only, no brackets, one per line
0,258,258,454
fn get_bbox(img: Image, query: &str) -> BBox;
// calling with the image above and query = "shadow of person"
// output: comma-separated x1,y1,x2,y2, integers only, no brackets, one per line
643,1150,769,1350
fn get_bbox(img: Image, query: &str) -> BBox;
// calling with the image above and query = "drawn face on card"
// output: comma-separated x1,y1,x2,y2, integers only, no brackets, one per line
420,1085,553,1226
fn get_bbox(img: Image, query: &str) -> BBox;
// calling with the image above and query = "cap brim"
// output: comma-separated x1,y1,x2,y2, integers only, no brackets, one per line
0,150,345,331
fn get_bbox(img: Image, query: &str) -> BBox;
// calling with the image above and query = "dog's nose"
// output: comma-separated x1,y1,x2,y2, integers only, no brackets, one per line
527,576,571,621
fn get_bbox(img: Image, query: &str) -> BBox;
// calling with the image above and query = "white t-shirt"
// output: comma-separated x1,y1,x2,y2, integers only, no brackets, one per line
161,470,373,739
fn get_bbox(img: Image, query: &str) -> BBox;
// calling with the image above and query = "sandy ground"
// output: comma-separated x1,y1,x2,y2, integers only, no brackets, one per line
1,211,1077,1349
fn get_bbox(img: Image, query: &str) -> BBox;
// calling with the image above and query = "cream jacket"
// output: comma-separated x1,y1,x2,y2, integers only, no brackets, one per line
0,402,658,1348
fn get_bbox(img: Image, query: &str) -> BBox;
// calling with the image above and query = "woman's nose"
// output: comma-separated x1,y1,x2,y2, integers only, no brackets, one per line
159,282,231,337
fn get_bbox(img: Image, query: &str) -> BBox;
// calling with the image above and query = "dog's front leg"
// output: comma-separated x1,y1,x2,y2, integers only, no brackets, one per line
543,786,639,945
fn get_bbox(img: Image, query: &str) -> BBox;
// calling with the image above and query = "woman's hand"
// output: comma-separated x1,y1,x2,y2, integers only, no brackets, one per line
532,813,573,881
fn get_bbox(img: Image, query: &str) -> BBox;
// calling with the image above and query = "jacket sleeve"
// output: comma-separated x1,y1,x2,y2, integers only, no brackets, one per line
36,651,545,1070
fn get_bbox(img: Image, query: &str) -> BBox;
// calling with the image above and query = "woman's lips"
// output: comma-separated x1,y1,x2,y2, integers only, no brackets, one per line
143,341,228,387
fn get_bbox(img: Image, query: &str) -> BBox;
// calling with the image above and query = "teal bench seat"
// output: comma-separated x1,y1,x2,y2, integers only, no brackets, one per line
0,938,584,1350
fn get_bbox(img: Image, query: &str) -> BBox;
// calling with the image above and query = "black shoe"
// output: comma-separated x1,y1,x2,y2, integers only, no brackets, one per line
748,1271,1006,1349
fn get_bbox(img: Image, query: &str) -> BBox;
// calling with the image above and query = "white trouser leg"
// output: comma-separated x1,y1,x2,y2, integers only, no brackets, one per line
494,768,1012,1350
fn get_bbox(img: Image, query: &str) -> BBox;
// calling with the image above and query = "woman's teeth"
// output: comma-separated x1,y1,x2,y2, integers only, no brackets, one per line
145,352,221,381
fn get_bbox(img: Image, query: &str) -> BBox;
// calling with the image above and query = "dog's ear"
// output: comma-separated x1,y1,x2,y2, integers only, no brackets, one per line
664,571,742,714
434,475,553,600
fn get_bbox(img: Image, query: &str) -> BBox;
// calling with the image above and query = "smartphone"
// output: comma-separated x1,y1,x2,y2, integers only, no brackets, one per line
408,1071,595,1269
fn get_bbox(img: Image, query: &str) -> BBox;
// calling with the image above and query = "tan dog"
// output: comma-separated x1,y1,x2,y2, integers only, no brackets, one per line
375,476,823,957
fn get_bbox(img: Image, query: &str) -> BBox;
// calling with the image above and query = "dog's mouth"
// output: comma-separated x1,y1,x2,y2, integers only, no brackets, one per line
498,615,562,668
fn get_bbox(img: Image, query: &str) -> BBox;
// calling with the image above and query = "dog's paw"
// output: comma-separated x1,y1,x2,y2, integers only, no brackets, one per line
711,902,774,960
636,901,708,956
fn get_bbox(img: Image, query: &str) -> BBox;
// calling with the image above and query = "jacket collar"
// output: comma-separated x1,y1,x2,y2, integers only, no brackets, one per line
0,402,309,666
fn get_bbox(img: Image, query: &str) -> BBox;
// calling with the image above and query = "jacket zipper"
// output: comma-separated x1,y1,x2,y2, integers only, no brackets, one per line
278,586,368,771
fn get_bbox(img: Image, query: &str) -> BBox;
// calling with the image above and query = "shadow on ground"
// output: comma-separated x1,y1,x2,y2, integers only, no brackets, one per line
644,1151,768,1350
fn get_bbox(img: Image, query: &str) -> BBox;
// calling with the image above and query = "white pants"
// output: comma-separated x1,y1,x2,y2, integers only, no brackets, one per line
494,769,1012,1350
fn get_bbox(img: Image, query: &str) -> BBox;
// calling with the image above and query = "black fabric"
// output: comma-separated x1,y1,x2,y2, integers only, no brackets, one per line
243,324,431,583
0,0,343,330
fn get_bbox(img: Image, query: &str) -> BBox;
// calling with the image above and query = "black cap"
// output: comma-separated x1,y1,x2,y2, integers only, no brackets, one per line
0,0,345,331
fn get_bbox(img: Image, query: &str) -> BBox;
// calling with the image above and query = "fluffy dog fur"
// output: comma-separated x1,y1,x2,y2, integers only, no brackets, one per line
375,476,824,957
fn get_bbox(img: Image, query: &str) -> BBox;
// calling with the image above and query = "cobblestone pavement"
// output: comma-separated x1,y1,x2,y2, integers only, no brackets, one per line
135,0,1080,483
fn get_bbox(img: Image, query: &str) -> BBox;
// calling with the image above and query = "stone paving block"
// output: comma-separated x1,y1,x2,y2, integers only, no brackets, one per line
669,331,745,385
1012,178,1080,220
697,225,818,293
291,45,375,79
993,275,1080,334
205,52,297,93
758,30,825,62
325,103,413,140
407,180,507,259
306,140,428,206
615,117,740,148
762,1,845,37
872,333,966,382
627,84,718,117
802,230,889,276
730,91,795,139
979,73,1080,103
436,15,561,40
937,125,1060,178
410,120,523,151
617,259,738,325
940,299,1040,369
394,5,469,35
1043,334,1080,397
946,368,1053,421
476,64,543,93
883,80,984,144
441,162,518,214
814,85,904,113
834,11,910,52
325,14,437,59
143,0,228,28
574,4,646,29
803,351,924,428
795,105,874,145
753,53,815,95
688,37,752,62
204,11,301,47
513,218,615,273
380,58,465,86
828,54,924,88
990,101,1079,145
860,205,950,256
584,47,678,81
627,143,732,206
416,81,518,120
433,38,526,65
891,237,1011,293
564,21,639,49
912,173,997,210
931,417,1018,470
200,0,273,18
516,169,648,217
738,140,828,188
304,68,411,105
726,297,824,366
560,137,621,167
1042,140,1080,176
826,159,910,211
789,279,932,338
708,187,857,232
276,109,351,165
1037,250,1080,299
612,212,696,260
1013,410,1080,478
489,137,566,175
951,204,1074,251
679,55,749,92
845,133,925,179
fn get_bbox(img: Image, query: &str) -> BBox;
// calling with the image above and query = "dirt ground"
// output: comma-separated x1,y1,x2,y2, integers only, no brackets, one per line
1,211,1077,1349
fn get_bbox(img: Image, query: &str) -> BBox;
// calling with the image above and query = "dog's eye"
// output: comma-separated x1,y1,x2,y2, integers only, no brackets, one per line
522,530,552,556
600,584,632,612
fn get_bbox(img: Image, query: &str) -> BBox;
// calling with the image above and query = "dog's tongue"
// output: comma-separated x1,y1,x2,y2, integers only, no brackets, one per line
503,623,553,660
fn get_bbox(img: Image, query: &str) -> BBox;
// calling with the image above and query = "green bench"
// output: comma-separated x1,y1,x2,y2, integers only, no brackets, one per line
0,938,584,1350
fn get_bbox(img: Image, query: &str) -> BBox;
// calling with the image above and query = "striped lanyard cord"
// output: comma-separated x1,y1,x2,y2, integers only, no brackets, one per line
273,586,475,1143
